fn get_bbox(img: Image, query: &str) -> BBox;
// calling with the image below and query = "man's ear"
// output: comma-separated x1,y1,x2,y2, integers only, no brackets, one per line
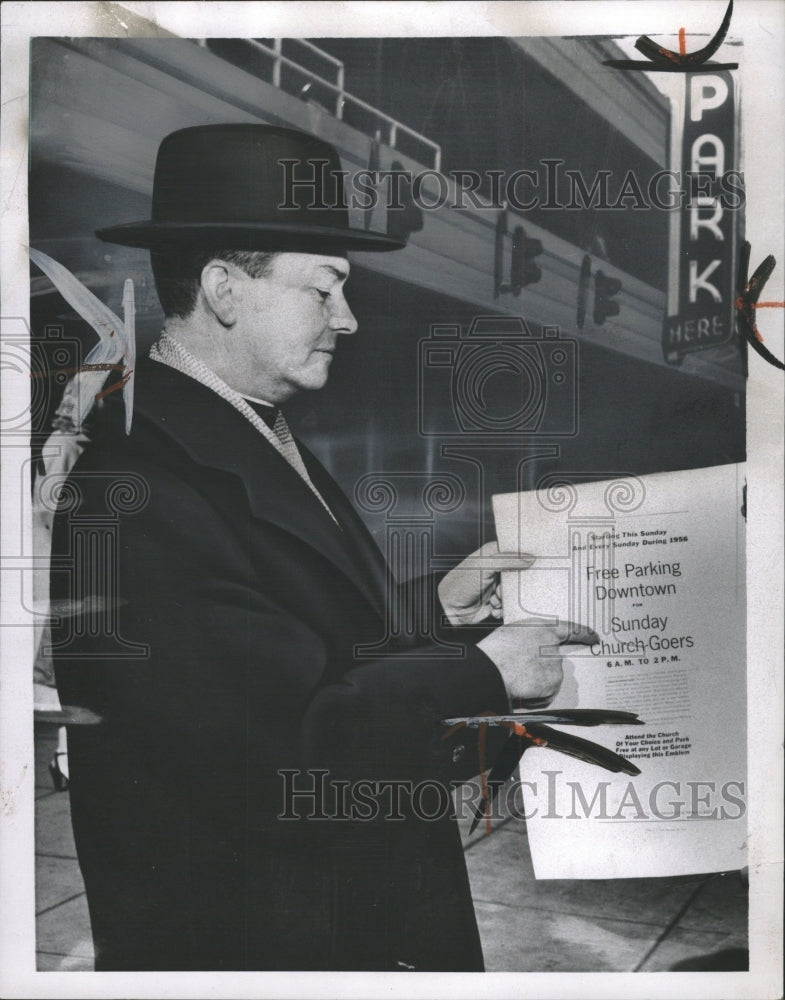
199,260,238,326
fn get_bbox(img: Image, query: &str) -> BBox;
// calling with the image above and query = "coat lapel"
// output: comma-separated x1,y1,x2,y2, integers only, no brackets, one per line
131,363,387,617
297,440,394,612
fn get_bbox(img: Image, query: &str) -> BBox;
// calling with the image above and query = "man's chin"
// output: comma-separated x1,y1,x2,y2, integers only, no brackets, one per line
290,367,332,396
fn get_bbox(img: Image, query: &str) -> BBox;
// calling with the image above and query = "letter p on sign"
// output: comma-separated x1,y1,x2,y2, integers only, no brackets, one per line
690,76,729,122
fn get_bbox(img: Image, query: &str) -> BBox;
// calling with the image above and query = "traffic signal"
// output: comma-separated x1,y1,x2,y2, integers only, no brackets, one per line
495,214,545,297
576,254,591,329
386,158,424,241
511,226,543,289
593,270,622,325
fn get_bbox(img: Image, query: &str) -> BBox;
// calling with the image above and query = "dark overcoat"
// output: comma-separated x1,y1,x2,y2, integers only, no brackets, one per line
51,361,509,971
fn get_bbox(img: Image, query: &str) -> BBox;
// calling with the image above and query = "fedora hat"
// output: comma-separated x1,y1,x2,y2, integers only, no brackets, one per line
97,124,405,253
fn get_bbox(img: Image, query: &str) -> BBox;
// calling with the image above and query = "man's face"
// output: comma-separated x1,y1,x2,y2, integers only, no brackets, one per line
227,252,358,403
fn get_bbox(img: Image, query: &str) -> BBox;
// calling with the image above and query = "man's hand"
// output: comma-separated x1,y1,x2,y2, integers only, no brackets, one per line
438,541,535,626
477,620,598,706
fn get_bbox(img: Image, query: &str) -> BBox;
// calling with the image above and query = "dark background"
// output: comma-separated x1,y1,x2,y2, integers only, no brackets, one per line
29,36,745,562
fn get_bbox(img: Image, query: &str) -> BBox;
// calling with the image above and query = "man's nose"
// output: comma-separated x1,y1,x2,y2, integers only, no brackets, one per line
329,293,358,335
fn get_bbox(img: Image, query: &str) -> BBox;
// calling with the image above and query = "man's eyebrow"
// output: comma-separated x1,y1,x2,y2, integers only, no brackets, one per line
316,264,350,282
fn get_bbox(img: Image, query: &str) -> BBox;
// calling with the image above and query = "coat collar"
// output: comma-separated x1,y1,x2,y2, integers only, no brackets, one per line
130,361,387,617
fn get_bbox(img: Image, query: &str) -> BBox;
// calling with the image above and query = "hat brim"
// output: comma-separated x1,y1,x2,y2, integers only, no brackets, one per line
96,221,406,253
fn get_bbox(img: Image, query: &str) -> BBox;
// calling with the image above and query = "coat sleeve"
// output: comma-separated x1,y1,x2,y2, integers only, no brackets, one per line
300,643,510,783
51,447,510,789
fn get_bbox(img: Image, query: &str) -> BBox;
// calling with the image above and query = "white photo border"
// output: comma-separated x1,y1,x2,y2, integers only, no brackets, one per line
1,3,782,998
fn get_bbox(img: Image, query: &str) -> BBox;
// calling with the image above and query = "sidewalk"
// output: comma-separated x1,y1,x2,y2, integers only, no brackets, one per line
34,724,93,971
35,722,748,972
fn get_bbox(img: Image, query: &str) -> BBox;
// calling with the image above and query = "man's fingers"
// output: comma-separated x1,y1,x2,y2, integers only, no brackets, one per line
551,620,600,645
454,551,536,572
496,618,598,645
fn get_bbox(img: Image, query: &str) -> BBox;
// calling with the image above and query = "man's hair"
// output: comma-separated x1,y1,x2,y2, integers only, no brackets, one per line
150,248,277,319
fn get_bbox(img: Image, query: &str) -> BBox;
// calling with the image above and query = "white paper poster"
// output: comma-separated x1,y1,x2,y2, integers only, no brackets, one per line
494,463,746,878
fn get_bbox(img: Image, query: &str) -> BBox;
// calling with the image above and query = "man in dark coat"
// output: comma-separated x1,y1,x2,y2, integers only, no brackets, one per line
49,124,581,971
